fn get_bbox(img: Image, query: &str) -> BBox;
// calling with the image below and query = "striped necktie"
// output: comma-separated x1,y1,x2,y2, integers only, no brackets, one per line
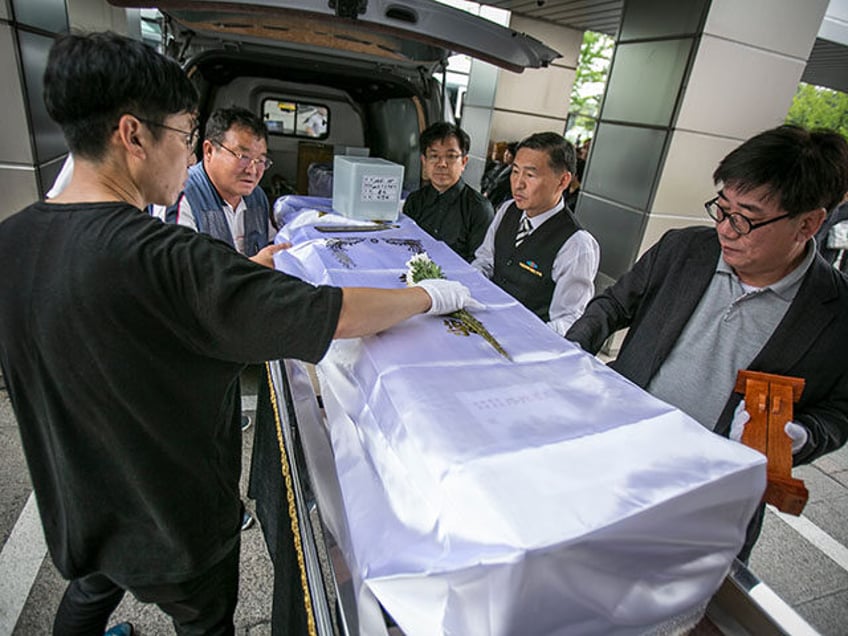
515,216,532,248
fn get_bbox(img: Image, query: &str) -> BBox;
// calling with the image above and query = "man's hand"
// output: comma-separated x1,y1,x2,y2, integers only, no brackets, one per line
250,242,291,269
784,421,808,454
729,399,751,442
415,279,485,315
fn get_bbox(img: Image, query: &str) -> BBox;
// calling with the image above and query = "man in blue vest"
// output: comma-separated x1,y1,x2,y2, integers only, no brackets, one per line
472,132,600,335
170,107,282,268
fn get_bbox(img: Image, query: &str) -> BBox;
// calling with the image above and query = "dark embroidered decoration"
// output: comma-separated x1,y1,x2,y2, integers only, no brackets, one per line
382,238,425,255
325,238,366,268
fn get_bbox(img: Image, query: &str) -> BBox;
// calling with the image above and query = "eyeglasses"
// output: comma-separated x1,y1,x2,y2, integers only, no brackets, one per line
425,152,464,165
704,197,791,235
214,141,273,170
129,114,199,152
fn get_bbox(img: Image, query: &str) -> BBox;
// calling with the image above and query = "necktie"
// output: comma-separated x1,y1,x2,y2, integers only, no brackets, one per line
515,216,532,248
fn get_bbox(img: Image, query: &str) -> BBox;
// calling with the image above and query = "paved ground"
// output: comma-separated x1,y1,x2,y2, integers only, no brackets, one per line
2,364,848,635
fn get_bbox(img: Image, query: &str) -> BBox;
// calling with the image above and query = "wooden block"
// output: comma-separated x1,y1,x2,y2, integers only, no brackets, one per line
767,383,795,477
734,370,804,402
764,475,809,516
734,370,807,516
740,378,769,454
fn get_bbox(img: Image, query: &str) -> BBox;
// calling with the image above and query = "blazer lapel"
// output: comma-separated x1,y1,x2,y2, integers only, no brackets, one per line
749,256,839,373
655,233,720,351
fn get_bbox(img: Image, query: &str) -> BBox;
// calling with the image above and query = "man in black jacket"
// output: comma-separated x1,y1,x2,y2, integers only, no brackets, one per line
566,125,848,559
403,122,493,262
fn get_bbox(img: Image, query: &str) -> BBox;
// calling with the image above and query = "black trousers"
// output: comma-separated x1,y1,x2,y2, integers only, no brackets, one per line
737,501,766,564
53,540,240,636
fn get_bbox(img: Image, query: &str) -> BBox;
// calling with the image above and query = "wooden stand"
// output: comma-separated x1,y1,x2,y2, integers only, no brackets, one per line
734,370,808,515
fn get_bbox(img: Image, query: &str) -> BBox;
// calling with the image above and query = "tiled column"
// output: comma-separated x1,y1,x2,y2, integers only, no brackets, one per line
0,0,68,220
0,0,138,221
578,0,830,288
463,14,583,188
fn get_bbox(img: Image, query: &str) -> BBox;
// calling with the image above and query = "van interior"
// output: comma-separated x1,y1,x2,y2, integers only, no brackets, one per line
187,50,437,206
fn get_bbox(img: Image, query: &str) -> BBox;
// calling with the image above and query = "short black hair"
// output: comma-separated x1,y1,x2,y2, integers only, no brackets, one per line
44,32,198,160
419,122,470,155
713,125,848,215
516,132,576,174
204,106,268,146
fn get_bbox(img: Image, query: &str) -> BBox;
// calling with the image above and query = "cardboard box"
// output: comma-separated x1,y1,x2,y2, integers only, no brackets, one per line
332,156,404,221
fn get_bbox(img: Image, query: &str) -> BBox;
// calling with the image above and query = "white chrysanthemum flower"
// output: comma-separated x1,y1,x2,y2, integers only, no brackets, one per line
405,252,431,268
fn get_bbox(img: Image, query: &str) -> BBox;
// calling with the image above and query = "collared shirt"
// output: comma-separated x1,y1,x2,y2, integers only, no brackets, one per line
403,178,494,262
176,196,248,254
472,198,600,335
647,241,817,430
173,197,275,256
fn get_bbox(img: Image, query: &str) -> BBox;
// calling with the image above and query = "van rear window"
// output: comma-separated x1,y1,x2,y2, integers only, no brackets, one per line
262,99,329,139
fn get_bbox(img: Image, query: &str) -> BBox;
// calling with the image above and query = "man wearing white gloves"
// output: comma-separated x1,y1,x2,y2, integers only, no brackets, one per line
567,125,848,561
0,32,479,636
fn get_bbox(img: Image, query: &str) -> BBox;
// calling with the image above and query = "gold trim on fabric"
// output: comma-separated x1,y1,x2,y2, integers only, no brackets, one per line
265,361,317,636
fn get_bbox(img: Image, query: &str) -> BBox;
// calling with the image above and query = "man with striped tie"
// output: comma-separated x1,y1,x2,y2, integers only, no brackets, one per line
472,132,599,335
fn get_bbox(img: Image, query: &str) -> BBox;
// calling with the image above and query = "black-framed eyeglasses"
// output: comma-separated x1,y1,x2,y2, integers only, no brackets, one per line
213,141,273,170
704,197,791,235
424,152,464,165
128,113,199,152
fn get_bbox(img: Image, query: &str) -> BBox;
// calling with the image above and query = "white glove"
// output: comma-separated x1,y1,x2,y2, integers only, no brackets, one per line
415,279,485,315
729,399,750,442
784,421,808,454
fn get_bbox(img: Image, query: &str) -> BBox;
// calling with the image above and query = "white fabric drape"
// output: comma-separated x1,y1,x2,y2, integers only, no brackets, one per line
273,199,766,636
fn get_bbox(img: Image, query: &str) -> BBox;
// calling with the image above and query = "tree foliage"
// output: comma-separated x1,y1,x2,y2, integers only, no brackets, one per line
567,31,614,141
785,83,848,139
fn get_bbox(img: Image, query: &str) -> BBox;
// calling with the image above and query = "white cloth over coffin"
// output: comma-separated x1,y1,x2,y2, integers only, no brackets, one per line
273,206,767,636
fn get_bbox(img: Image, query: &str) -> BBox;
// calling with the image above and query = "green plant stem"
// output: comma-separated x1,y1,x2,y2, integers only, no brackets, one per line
450,309,511,360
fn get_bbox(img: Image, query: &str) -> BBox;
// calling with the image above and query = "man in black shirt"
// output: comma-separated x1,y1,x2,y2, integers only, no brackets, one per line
403,122,493,262
0,32,478,636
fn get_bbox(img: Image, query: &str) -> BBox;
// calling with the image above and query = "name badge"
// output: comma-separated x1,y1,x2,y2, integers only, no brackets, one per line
519,260,543,278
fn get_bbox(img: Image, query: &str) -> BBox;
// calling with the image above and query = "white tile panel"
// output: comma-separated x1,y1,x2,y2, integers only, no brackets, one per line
651,130,742,219
494,64,575,118
68,1,128,32
489,110,566,145
0,25,34,165
460,104,495,162
464,58,500,109
638,213,712,260
0,167,39,221
0,0,8,20
676,35,805,141
705,0,828,60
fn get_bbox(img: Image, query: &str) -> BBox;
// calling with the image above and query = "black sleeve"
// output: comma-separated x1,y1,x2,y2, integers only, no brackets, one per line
143,224,342,365
795,384,848,465
565,233,665,354
403,190,421,220
463,193,494,262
